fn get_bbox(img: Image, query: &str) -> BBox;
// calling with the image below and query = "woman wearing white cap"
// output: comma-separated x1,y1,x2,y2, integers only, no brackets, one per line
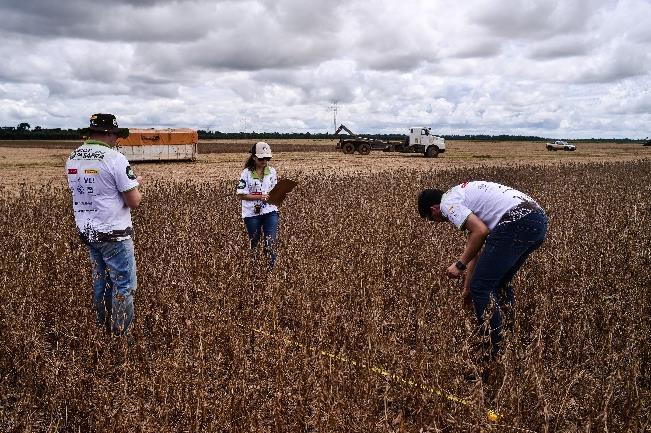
236,141,279,268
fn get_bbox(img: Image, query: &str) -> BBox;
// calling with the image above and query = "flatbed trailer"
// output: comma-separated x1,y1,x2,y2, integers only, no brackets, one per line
334,124,445,157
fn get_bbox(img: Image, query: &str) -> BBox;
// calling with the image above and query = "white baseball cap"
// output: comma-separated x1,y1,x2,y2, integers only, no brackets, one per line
251,141,273,159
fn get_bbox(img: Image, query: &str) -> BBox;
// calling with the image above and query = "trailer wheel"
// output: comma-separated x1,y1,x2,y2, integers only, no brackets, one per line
342,142,355,154
425,146,439,158
358,143,371,155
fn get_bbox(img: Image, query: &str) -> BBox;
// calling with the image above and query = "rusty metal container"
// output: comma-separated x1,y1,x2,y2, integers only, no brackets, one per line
117,128,198,161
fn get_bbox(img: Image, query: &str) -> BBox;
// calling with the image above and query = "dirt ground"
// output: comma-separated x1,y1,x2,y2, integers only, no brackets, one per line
0,139,648,192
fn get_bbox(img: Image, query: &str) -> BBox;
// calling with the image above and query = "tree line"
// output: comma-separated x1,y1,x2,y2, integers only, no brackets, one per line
0,123,644,143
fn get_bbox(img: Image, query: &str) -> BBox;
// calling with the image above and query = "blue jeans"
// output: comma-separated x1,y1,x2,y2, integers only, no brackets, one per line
243,211,279,268
87,238,138,335
470,211,548,360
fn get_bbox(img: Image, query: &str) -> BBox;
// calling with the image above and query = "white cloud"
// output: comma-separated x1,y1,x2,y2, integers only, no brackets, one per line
0,0,649,138
528,35,595,59
470,0,605,39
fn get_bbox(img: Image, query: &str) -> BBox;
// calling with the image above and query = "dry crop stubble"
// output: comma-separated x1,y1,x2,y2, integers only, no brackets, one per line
0,160,649,432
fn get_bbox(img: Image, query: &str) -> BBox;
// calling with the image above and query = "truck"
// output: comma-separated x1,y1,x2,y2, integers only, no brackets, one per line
546,140,576,151
116,128,198,161
334,124,445,157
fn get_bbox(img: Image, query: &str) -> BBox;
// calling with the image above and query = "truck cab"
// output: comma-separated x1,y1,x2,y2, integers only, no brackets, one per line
408,127,446,157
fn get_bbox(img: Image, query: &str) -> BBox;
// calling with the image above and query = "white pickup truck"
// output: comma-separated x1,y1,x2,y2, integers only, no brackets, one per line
546,140,576,151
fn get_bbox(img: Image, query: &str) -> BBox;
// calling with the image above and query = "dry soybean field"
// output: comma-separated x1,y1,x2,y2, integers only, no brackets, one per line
0,144,650,432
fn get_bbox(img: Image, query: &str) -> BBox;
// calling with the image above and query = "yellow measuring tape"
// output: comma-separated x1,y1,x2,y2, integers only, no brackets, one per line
236,322,500,423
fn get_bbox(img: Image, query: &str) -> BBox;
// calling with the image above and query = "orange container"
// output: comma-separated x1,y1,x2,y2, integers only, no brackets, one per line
117,128,198,161
117,128,198,146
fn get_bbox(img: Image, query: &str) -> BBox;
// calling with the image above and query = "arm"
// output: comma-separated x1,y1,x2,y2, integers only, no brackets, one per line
237,193,268,202
122,175,143,208
459,213,489,265
446,213,489,278
122,188,142,209
461,256,477,310
463,256,477,289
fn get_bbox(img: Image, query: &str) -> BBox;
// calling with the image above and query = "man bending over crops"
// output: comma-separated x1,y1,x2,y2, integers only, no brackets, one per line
65,113,142,341
417,182,548,370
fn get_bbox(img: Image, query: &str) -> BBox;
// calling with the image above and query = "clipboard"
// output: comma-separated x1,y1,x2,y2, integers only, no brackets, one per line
267,178,298,206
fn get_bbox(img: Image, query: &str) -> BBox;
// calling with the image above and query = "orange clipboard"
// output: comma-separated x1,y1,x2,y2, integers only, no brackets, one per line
267,178,298,206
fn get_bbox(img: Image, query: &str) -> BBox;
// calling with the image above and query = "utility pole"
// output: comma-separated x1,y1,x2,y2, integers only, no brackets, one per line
241,116,248,138
329,100,338,133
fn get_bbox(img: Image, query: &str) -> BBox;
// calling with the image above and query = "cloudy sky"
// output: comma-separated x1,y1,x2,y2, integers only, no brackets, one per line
0,0,649,138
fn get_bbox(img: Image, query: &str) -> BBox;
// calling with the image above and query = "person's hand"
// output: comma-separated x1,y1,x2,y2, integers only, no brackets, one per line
461,285,473,312
136,175,143,185
446,262,463,279
260,194,269,202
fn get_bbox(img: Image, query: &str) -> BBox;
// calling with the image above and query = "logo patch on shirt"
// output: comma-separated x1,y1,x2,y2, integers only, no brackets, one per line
237,179,246,189
126,166,136,180
68,168,78,174
70,149,106,160
84,169,99,174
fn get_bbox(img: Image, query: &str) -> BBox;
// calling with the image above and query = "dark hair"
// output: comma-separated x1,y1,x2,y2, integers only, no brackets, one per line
417,189,443,219
244,155,256,170
244,143,256,170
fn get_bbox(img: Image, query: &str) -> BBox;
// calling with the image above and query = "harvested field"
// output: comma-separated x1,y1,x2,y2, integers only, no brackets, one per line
0,140,649,192
198,139,333,154
0,141,650,431
0,140,82,149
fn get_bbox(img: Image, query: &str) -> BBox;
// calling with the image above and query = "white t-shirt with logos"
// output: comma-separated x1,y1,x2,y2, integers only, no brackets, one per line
441,181,537,230
65,140,140,241
236,167,279,218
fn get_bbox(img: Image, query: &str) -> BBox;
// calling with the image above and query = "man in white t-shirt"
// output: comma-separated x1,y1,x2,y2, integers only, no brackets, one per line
66,113,142,339
418,181,548,373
